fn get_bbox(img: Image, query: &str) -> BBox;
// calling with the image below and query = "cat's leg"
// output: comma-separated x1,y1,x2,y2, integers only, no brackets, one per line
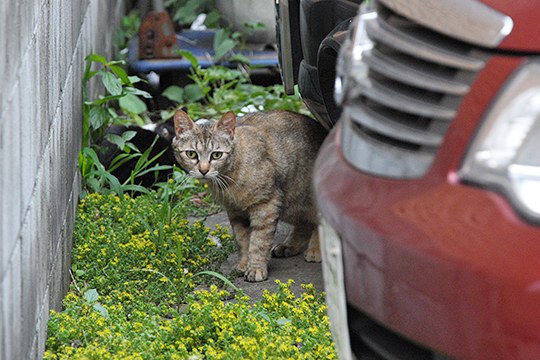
271,222,315,258
304,226,321,262
244,200,280,282
228,215,250,273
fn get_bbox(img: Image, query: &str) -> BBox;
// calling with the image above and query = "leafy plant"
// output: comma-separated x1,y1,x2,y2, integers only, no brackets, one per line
80,53,175,196
82,53,151,146
82,289,109,318
164,0,220,28
161,50,308,121
213,28,239,63
214,20,266,61
78,147,124,196
79,132,174,198
67,192,234,306
46,280,336,359
161,0,266,64
45,177,335,359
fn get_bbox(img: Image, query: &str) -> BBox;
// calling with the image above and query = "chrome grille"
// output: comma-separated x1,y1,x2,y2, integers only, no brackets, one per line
340,1,491,178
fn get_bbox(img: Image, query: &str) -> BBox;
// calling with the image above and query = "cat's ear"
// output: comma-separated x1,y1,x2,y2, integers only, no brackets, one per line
215,111,236,136
174,109,194,135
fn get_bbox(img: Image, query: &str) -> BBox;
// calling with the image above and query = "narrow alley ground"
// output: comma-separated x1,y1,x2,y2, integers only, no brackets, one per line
201,212,324,299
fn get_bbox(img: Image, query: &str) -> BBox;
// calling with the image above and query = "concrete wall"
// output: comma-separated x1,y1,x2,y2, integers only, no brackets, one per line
0,1,127,359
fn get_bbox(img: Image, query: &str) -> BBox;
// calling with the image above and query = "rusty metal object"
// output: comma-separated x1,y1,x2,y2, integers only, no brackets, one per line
138,11,178,59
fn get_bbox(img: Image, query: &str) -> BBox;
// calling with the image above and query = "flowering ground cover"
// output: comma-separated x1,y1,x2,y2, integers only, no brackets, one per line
44,181,336,359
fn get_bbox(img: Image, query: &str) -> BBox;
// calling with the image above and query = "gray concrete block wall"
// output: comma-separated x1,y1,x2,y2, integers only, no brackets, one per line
0,1,127,359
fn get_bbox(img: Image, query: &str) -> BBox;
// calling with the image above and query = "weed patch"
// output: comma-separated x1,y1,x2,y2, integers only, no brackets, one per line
70,191,233,306
46,281,335,359
45,191,336,358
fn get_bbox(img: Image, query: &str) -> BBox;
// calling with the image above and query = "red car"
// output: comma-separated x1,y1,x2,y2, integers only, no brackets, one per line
308,0,540,359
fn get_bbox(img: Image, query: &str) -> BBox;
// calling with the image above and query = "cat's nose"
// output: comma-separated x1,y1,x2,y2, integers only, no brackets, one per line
199,162,210,175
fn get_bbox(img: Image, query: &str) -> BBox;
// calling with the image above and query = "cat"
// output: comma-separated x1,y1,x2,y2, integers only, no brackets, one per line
172,109,327,282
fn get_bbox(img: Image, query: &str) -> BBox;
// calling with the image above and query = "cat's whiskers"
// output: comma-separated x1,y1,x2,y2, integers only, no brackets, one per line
218,173,236,185
213,174,232,197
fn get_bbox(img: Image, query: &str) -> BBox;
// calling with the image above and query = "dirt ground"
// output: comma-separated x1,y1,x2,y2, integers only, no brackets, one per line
201,212,325,300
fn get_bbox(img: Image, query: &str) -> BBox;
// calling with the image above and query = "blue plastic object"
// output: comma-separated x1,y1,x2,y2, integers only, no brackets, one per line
128,30,278,73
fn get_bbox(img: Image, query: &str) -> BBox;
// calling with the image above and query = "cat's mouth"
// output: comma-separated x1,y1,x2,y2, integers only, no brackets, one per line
189,171,213,183
197,177,211,183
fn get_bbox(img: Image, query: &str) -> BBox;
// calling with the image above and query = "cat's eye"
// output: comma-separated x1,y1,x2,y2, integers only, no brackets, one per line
211,152,223,160
185,150,198,160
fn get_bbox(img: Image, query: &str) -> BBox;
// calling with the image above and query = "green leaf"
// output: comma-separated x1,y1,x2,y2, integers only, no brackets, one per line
81,147,104,169
84,289,99,303
86,177,100,192
71,264,81,275
256,310,271,322
276,318,291,326
228,54,251,65
214,39,236,62
195,271,241,292
93,303,110,318
162,85,184,103
102,170,123,195
177,0,201,24
184,84,204,102
126,142,140,153
244,21,266,31
128,75,144,84
109,64,131,85
90,94,124,106
213,29,237,62
119,94,147,114
122,184,151,195
89,106,109,130
85,53,108,65
178,50,199,68
105,133,126,150
135,164,173,178
107,60,126,67
125,86,152,99
108,153,139,173
84,70,99,81
213,28,228,46
100,70,122,96
132,138,161,173
204,10,221,28
122,130,137,142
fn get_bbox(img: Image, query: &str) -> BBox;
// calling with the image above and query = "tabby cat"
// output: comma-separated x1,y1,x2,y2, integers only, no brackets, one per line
172,109,327,282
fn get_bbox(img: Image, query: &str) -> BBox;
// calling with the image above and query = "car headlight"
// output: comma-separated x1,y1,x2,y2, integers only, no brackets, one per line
461,61,540,222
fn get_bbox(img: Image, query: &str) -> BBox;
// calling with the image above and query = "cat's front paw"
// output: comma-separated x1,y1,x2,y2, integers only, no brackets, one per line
244,266,268,282
235,259,248,273
304,247,321,262
271,243,303,258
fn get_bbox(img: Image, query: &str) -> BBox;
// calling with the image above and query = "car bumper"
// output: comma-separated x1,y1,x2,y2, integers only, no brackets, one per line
315,126,540,360
318,217,354,360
